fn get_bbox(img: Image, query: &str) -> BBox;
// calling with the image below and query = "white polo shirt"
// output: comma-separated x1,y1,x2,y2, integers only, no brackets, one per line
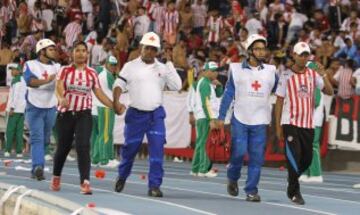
113,57,182,111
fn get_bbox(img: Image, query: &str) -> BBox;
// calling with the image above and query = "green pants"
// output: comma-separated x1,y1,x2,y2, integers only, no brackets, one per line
92,107,115,165
304,127,322,176
90,115,99,164
5,113,24,154
191,119,211,173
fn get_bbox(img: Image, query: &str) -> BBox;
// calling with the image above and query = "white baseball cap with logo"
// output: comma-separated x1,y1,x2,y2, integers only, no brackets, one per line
203,61,220,72
107,55,118,65
140,32,161,49
293,42,311,55
36,39,56,53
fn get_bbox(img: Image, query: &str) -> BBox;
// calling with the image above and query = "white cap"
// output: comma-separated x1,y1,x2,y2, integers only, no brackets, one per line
245,34,267,50
36,39,56,53
139,32,161,49
293,42,311,55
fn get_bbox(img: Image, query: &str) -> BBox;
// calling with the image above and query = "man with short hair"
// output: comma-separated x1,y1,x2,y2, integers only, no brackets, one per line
23,39,60,180
113,32,182,197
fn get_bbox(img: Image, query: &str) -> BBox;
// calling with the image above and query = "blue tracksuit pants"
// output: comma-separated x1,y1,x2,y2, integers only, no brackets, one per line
25,102,56,173
118,106,166,189
227,117,267,195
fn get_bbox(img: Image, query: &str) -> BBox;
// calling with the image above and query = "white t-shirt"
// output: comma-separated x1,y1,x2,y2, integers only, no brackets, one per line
245,18,263,35
289,12,308,28
81,0,93,13
42,9,54,32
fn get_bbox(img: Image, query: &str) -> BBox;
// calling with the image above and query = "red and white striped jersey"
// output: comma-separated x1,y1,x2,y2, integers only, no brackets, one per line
334,67,354,99
152,4,166,33
206,16,224,43
57,65,100,112
163,10,179,34
276,68,324,129
63,21,82,48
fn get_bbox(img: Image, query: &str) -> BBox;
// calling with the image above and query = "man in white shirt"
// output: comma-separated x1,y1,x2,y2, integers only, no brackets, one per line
113,32,182,197
23,39,60,180
245,12,264,35
134,7,151,41
217,34,278,202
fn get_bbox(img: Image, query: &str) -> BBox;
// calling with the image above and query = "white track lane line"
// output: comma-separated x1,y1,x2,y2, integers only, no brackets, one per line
0,173,216,215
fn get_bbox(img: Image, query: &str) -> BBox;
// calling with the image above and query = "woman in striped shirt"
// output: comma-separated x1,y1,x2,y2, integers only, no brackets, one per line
50,41,114,195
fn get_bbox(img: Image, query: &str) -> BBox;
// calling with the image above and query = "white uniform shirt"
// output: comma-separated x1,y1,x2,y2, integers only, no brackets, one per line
113,57,182,111
230,62,277,125
95,68,114,108
6,77,26,113
23,60,60,108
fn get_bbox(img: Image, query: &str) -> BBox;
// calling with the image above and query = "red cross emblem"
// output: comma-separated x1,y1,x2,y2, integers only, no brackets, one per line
149,36,156,41
42,71,48,79
251,80,261,91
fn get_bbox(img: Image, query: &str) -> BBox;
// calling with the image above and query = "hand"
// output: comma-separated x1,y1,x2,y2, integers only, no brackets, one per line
59,97,69,108
8,109,14,116
210,120,218,130
314,62,326,76
48,74,56,83
114,102,126,115
189,113,195,126
212,79,222,86
216,120,225,131
276,126,284,142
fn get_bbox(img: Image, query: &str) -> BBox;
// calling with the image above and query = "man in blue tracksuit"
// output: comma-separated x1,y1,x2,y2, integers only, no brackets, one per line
113,32,182,197
217,34,278,202
23,39,60,180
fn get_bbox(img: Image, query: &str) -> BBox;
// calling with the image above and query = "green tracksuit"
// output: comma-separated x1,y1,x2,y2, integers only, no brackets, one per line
5,75,25,154
191,77,223,173
91,67,116,165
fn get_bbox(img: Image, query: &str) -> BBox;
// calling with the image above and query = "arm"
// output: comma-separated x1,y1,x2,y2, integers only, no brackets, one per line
314,62,334,95
93,87,114,109
55,79,69,108
199,81,214,120
23,63,56,88
275,96,284,141
164,61,182,91
218,71,235,121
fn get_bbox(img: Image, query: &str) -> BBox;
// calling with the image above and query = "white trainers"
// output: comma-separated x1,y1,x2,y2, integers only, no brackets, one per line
353,183,360,189
4,152,10,157
298,175,309,182
109,159,120,166
66,155,76,161
173,157,184,163
306,176,323,183
16,154,23,158
45,154,53,161
190,171,198,176
198,170,217,178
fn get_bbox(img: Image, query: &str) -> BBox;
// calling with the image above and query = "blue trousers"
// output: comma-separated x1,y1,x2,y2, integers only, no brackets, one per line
227,117,266,195
25,102,56,173
118,106,166,189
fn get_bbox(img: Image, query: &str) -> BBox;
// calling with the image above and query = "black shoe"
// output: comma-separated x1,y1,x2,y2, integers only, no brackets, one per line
32,166,45,181
290,193,305,205
227,180,239,196
246,193,261,202
114,177,126,193
148,188,163,197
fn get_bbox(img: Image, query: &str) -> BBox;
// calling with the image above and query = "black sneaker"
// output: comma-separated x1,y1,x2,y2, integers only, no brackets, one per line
148,188,163,197
246,193,261,202
114,177,126,193
227,180,239,196
290,193,305,205
32,166,45,181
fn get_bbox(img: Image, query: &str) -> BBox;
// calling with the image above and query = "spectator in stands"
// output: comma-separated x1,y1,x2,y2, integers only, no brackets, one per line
332,59,357,100
0,42,13,85
334,37,360,67
163,1,179,45
134,7,151,42
63,14,83,48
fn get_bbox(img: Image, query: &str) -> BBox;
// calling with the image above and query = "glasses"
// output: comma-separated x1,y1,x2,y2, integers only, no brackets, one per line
252,47,267,52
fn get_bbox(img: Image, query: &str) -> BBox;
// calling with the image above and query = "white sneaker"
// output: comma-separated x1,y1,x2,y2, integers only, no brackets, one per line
306,176,323,183
198,170,217,178
190,171,198,176
173,157,183,163
45,154,53,161
109,159,119,166
298,175,309,182
16,154,23,158
66,155,76,161
4,152,10,157
353,183,360,189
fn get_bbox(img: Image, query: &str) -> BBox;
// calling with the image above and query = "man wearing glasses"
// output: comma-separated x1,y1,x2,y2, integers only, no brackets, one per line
217,34,278,202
